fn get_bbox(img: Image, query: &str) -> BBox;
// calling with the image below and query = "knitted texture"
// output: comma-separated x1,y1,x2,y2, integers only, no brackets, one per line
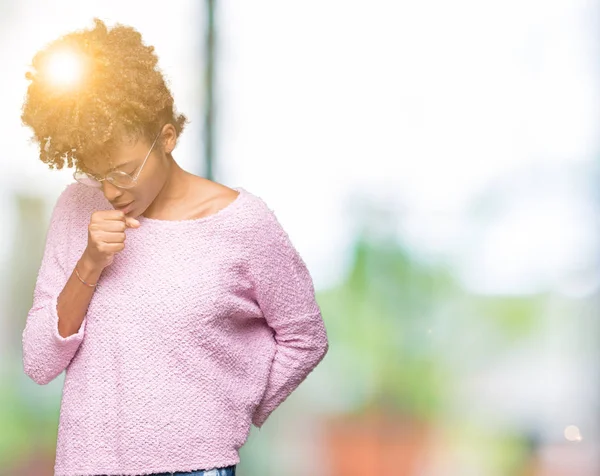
21,183,329,476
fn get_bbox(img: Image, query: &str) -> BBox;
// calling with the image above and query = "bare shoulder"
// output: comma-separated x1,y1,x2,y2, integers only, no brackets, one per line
188,177,243,218
199,179,239,205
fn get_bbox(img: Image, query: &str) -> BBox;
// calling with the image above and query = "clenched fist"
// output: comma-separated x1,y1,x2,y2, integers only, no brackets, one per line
82,210,140,270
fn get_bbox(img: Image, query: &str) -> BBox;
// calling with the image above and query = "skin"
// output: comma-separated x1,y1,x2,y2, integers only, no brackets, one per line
56,123,240,338
97,123,239,222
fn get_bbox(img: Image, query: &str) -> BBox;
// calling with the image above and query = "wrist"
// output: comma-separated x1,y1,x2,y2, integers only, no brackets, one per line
78,252,104,276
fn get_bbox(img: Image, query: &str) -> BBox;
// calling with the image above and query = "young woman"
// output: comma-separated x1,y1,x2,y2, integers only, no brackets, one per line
20,18,328,476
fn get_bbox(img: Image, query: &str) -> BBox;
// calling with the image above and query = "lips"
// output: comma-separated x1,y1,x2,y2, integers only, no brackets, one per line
114,202,134,213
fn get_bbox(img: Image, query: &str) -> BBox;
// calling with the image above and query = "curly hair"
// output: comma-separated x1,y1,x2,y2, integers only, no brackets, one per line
21,17,188,174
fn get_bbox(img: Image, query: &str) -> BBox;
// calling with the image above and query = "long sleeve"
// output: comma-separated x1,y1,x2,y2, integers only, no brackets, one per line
21,183,87,385
247,204,329,429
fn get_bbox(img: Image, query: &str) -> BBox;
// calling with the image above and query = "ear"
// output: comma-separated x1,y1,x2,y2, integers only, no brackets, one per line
161,123,177,154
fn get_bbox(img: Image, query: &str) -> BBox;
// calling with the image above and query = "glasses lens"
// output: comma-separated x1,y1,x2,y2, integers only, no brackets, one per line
107,171,135,188
74,170,101,187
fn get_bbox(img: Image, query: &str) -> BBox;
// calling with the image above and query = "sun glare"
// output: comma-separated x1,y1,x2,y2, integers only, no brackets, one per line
44,49,85,88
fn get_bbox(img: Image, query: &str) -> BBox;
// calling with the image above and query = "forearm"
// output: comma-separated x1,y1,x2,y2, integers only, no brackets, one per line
252,312,329,428
57,253,103,338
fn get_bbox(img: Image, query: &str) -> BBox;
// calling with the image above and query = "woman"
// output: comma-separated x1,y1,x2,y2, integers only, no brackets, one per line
20,18,329,476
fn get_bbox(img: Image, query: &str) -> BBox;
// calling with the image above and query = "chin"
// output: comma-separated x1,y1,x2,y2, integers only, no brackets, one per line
120,202,141,217
129,204,147,219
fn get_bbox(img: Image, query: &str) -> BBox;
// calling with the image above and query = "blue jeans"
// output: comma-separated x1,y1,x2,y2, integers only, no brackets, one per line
152,465,236,476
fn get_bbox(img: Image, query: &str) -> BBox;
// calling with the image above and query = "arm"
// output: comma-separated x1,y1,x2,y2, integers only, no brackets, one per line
56,255,102,339
21,184,99,385
248,205,329,429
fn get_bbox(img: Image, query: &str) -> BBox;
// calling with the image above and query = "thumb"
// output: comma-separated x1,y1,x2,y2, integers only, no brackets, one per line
125,216,141,228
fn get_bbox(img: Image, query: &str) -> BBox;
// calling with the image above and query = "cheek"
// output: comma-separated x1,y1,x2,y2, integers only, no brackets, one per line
136,178,164,206
136,161,168,204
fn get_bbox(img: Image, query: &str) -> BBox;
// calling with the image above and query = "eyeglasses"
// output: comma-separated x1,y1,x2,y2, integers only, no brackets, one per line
73,127,162,189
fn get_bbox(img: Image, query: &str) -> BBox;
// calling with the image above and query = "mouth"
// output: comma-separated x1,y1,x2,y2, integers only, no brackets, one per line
114,202,134,214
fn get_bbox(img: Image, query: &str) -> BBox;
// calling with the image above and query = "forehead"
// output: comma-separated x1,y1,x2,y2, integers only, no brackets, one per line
88,136,149,173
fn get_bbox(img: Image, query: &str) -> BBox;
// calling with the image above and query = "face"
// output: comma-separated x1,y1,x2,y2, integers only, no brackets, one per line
94,124,177,218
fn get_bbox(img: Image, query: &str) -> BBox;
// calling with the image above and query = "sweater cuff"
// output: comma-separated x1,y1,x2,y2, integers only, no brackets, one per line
50,292,87,344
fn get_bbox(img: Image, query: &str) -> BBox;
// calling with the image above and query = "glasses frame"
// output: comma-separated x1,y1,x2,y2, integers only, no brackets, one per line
73,127,163,189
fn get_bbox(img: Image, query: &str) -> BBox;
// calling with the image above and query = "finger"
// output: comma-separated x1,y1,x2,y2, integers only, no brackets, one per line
100,242,126,252
104,210,129,221
125,216,140,228
97,231,127,243
95,220,127,232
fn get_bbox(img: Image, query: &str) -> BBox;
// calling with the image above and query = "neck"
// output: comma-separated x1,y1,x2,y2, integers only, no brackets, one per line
143,154,193,217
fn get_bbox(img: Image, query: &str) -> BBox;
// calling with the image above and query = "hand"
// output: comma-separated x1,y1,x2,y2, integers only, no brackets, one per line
82,209,140,270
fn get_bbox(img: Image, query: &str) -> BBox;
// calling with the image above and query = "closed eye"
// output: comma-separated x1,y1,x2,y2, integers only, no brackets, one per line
110,165,138,176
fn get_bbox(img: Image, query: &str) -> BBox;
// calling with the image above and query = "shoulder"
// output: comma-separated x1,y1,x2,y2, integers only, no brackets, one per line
51,181,107,224
235,189,298,256
51,182,82,218
187,178,240,217
55,181,97,205
237,189,284,235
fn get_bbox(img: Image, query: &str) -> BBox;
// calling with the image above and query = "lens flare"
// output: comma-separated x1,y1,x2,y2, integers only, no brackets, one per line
43,48,84,88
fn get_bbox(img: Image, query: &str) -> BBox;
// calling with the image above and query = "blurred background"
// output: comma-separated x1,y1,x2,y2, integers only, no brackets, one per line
1,0,599,475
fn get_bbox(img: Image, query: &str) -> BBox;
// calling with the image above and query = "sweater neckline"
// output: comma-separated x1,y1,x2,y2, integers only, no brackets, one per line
136,186,248,226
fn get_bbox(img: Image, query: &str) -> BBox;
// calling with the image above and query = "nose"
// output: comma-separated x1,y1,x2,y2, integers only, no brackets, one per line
101,180,124,202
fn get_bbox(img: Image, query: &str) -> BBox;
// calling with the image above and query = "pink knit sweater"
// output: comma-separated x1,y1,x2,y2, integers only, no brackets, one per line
21,182,329,476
